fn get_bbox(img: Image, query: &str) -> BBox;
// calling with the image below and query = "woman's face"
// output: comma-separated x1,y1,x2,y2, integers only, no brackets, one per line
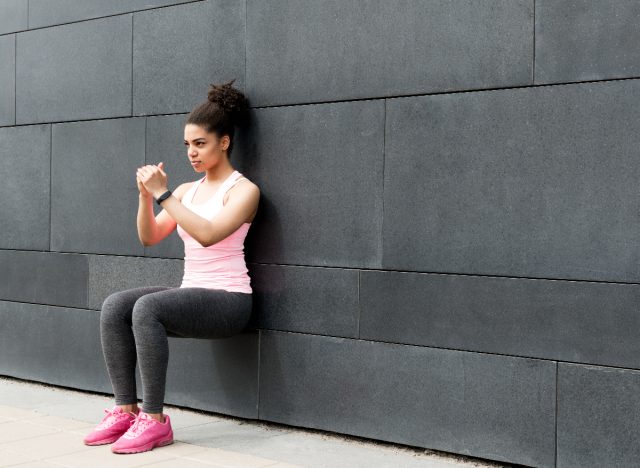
183,123,230,172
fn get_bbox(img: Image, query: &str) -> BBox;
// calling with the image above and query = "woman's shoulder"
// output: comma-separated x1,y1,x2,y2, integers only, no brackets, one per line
227,177,260,204
173,179,202,201
234,174,260,193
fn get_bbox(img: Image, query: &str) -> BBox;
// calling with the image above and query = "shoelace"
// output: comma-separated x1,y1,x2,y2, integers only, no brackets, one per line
95,407,125,430
126,413,155,437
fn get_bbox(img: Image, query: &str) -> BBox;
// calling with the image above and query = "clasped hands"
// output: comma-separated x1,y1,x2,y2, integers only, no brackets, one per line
136,162,168,199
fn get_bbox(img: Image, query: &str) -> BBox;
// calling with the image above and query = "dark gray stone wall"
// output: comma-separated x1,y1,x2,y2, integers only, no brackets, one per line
0,1,636,466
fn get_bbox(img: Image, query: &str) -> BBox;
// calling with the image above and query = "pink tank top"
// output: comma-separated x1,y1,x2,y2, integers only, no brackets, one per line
177,170,253,293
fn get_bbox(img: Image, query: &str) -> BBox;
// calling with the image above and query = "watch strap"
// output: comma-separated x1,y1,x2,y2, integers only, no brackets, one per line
155,189,172,205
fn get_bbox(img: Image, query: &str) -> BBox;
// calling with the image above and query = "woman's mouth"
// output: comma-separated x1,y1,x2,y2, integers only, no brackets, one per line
190,161,201,166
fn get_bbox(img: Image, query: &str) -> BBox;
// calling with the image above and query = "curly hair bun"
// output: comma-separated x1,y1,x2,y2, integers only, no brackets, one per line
207,78,249,126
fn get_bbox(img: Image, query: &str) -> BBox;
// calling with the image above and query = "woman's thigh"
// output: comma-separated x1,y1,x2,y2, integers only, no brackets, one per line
131,287,253,339
100,286,173,325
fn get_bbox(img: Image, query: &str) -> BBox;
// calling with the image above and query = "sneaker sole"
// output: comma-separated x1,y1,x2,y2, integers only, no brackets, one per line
111,432,174,454
84,433,125,446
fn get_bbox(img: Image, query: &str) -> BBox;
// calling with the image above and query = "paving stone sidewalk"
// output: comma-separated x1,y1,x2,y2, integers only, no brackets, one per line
0,376,509,467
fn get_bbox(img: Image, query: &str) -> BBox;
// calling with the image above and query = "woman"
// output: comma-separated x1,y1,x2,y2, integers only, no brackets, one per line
83,79,260,455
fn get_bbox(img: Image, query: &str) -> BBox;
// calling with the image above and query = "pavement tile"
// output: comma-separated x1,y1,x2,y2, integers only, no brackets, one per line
0,420,59,445
0,377,505,468
182,446,289,467
0,430,94,459
0,446,37,466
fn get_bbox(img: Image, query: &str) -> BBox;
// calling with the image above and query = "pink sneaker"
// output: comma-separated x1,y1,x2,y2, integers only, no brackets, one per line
111,411,173,454
83,406,138,445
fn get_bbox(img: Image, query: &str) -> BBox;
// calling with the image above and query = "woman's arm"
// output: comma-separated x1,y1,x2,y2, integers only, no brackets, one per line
154,182,259,247
138,163,260,248
137,191,157,246
136,180,192,247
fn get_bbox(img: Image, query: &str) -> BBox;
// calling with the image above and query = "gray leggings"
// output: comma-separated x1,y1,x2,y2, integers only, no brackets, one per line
99,286,252,414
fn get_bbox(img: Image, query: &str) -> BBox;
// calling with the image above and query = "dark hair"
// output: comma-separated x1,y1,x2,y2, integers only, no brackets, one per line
184,78,250,158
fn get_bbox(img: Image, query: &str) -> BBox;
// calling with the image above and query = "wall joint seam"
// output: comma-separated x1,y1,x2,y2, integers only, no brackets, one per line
532,0,536,84
554,361,558,467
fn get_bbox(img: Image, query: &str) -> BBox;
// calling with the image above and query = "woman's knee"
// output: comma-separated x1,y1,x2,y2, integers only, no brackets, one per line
131,294,160,327
100,291,130,324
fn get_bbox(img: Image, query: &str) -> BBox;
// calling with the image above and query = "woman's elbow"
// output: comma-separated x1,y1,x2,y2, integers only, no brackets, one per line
199,238,214,248
192,227,215,247
198,232,217,248
139,236,158,247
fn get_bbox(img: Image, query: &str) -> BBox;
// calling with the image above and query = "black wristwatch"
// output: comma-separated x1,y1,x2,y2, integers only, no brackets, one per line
154,189,172,206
